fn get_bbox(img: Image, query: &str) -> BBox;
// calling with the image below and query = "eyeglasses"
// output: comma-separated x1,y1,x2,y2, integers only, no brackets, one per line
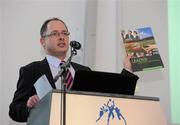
43,31,70,38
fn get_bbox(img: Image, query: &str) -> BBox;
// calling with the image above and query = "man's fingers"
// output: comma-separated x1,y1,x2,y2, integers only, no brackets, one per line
127,54,132,58
27,95,40,108
32,96,40,104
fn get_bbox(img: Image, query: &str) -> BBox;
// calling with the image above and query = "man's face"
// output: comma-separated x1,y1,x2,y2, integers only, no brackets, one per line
41,20,69,58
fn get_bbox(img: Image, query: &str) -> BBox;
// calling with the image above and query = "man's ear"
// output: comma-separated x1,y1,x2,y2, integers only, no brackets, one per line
40,38,45,48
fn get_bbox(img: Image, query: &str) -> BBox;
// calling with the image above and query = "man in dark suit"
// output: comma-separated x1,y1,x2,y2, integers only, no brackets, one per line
9,17,138,122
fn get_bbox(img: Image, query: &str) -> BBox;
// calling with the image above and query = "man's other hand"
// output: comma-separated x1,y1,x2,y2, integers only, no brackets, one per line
27,95,40,108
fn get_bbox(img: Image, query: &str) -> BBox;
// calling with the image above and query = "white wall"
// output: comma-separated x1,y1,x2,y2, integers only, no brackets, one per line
0,0,87,125
84,0,97,69
0,1,3,124
95,0,117,72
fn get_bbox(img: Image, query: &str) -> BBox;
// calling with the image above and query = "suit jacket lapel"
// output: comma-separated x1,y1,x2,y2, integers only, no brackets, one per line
40,58,56,89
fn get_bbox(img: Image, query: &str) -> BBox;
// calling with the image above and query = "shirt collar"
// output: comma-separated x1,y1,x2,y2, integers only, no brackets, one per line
46,55,63,68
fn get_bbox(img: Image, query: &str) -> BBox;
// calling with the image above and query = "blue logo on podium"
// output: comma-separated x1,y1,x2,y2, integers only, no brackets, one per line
96,99,127,125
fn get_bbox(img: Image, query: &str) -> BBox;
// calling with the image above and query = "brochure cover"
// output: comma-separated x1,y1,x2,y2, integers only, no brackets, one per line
121,27,164,72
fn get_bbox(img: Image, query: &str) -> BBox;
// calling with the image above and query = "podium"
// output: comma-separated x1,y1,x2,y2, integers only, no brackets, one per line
27,90,168,125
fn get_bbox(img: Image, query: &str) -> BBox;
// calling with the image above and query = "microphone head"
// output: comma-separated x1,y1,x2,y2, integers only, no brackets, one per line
70,40,81,50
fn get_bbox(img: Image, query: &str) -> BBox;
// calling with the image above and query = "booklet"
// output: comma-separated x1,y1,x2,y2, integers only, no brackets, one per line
121,27,164,72
34,75,53,100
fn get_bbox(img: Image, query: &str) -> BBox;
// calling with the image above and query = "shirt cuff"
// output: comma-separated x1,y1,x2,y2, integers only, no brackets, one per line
124,68,133,73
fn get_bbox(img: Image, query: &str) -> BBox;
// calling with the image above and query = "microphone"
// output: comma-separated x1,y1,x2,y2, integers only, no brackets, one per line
70,41,81,50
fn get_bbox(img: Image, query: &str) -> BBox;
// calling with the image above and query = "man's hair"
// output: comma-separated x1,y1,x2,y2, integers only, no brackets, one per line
40,17,68,38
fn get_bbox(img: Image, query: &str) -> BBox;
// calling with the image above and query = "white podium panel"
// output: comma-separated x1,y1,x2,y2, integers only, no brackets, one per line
47,91,167,125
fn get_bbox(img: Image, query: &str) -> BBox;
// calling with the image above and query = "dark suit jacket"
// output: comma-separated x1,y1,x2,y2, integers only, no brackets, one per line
9,58,138,122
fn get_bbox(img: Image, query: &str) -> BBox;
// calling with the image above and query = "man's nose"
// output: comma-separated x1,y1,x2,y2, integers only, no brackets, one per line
58,36,65,41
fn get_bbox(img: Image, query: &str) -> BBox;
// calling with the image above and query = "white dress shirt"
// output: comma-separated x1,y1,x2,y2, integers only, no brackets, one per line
46,55,75,89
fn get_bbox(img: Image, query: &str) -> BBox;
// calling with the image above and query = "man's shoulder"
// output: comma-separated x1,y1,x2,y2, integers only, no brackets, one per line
71,62,91,71
21,58,47,70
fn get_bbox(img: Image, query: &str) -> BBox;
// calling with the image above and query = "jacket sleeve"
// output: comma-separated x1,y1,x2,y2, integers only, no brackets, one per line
121,68,139,82
9,66,36,122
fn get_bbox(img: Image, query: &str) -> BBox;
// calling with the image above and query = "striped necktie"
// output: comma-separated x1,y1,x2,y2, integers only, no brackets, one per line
60,61,73,90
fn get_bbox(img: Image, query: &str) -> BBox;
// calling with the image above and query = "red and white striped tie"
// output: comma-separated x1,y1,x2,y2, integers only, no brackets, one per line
60,61,73,90
65,69,73,90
